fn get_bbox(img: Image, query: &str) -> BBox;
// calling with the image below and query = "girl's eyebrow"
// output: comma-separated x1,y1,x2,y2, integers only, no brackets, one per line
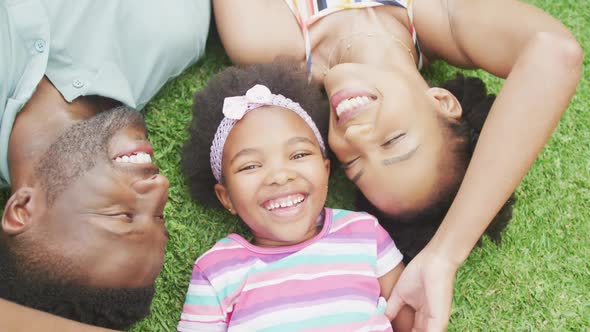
285,136,317,146
230,148,260,164
230,136,317,165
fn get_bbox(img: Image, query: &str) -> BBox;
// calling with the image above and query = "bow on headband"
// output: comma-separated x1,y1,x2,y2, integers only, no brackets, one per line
209,84,326,182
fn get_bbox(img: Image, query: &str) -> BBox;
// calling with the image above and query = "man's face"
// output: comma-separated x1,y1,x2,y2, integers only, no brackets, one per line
31,107,169,288
0,107,169,328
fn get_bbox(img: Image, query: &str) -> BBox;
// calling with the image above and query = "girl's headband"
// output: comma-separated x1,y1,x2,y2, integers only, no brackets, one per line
210,84,326,182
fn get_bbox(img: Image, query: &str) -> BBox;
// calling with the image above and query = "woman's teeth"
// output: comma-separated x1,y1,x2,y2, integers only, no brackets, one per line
335,96,371,118
264,194,305,211
114,152,152,164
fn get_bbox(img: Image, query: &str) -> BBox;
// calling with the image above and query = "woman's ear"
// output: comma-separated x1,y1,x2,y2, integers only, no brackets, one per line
2,188,35,235
214,183,237,215
426,87,463,120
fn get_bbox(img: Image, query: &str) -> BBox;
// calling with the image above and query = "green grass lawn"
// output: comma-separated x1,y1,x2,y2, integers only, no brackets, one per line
1,0,585,331
133,1,589,331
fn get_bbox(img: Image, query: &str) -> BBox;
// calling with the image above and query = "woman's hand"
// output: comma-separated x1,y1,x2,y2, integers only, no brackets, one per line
385,248,459,332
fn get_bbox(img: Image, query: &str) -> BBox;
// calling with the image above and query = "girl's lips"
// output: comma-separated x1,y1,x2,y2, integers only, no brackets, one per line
261,192,308,220
329,88,376,126
265,196,307,220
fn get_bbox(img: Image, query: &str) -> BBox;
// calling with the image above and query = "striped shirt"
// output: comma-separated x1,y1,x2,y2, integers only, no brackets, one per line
178,208,403,332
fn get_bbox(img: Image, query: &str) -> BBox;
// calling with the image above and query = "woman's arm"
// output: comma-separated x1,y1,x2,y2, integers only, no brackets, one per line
0,299,117,332
379,264,415,332
416,0,583,270
388,0,583,329
213,0,304,65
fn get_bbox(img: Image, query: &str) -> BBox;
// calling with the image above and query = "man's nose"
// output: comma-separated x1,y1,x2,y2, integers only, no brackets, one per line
344,123,374,149
132,174,169,226
132,173,170,195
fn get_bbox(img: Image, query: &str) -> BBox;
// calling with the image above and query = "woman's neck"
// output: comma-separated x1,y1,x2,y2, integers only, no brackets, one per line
308,5,418,80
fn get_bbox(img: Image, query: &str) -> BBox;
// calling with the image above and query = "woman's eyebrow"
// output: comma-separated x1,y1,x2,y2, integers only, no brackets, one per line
351,146,419,184
351,169,364,184
382,145,419,166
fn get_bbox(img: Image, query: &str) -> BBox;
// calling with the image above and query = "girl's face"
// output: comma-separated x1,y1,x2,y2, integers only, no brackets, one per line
323,63,462,216
215,106,330,247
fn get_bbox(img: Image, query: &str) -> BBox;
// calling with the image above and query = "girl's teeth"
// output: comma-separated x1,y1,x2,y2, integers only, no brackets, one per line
265,195,305,211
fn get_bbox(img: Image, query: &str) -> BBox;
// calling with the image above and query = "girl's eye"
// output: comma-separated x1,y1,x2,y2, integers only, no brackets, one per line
292,152,310,160
238,164,259,172
382,133,406,147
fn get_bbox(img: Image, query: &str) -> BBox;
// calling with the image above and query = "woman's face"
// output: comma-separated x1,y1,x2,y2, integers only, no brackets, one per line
324,63,462,216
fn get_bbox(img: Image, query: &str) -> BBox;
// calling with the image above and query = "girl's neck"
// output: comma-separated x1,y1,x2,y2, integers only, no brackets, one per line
252,223,323,248
250,209,327,249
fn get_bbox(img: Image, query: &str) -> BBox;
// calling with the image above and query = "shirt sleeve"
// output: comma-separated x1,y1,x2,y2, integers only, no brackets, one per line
374,218,404,277
177,263,228,332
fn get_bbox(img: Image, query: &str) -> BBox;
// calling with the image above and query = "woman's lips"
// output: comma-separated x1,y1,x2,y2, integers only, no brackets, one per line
330,89,376,126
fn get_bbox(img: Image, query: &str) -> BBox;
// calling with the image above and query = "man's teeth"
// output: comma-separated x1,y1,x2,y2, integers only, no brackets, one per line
265,194,305,211
335,96,371,117
114,152,152,164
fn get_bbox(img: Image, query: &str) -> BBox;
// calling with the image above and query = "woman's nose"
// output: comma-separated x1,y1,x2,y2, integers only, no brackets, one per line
344,123,374,149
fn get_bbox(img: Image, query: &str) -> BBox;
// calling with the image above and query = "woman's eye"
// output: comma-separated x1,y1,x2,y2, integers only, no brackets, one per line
342,157,360,170
382,133,406,147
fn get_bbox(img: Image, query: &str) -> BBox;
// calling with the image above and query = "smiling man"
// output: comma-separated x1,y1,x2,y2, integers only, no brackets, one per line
0,107,169,330
0,0,210,330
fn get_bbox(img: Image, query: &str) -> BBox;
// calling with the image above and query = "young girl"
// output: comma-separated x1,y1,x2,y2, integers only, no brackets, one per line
178,61,413,331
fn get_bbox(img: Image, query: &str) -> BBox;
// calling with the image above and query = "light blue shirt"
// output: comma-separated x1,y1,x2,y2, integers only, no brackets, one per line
0,0,211,186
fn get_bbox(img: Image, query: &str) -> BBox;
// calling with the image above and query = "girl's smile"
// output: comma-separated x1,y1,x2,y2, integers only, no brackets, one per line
214,106,330,248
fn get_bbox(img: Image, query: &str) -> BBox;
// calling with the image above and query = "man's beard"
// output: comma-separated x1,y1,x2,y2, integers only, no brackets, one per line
0,240,155,330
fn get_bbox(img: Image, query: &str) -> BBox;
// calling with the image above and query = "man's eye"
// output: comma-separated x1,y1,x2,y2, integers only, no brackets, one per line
108,213,133,221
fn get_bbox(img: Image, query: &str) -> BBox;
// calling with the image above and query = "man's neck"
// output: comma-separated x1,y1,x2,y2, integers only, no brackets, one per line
8,77,119,189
